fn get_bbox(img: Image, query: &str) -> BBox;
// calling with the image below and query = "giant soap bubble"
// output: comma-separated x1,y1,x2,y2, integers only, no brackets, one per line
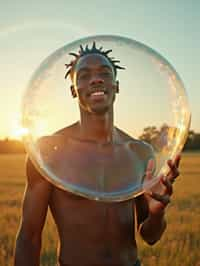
21,35,191,201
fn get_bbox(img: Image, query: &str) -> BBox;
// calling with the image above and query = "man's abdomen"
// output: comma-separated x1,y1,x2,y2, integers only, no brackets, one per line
50,189,137,266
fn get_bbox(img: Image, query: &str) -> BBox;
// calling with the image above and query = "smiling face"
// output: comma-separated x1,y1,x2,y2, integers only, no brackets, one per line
71,53,119,115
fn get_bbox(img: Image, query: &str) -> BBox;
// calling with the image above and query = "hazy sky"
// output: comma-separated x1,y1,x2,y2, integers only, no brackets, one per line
0,0,199,139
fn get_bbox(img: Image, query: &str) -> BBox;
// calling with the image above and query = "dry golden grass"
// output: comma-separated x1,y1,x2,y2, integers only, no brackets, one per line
0,153,199,266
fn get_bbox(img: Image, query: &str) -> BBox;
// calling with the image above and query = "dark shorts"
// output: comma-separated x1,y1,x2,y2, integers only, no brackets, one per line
134,258,141,266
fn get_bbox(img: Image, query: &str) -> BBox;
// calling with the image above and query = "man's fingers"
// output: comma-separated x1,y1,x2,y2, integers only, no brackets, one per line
146,159,154,172
175,154,181,168
145,159,155,180
167,159,176,171
168,154,181,170
148,191,171,206
161,176,173,195
167,159,180,182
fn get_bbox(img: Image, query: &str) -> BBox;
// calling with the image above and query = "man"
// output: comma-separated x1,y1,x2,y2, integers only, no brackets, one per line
14,42,180,266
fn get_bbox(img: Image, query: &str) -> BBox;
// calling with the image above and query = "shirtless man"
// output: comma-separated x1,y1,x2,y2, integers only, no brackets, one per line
14,43,180,266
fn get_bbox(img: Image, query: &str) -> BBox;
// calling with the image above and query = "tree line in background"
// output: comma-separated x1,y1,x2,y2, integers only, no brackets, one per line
0,138,25,153
139,125,200,152
0,126,200,153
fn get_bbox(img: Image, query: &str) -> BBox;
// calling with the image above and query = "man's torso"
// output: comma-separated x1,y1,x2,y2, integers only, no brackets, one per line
37,124,152,265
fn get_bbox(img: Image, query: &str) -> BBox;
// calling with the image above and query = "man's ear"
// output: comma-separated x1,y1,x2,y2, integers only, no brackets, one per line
115,80,119,93
70,85,77,98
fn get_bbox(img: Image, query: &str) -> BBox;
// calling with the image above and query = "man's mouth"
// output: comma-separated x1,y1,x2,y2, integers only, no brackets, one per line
88,88,107,100
91,91,105,96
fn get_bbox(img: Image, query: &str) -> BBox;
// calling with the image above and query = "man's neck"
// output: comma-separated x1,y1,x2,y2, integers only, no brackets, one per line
79,109,114,144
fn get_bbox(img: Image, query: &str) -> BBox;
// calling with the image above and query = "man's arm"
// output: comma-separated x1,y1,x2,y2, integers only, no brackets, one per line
134,141,166,245
135,194,166,245
135,154,181,245
14,158,53,266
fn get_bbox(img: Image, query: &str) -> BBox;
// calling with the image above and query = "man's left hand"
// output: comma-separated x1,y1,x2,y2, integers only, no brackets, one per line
144,154,181,216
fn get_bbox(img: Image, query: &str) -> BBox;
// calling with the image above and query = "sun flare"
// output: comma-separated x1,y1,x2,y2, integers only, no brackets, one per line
10,127,29,140
9,114,29,140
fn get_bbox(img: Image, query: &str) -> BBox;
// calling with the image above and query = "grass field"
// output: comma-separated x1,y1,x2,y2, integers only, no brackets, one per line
0,153,199,266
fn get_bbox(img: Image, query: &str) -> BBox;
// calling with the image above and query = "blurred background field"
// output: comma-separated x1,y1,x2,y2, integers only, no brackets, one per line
0,153,199,266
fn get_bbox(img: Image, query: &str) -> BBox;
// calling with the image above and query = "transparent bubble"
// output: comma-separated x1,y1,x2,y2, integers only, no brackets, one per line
21,35,191,201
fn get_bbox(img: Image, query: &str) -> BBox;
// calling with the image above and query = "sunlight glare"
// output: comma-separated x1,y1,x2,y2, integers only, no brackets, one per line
10,114,29,140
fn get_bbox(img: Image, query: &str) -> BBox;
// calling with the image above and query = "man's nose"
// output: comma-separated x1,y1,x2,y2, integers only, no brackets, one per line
89,75,104,86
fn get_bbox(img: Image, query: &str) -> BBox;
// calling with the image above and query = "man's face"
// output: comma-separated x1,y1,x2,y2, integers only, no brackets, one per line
72,53,118,115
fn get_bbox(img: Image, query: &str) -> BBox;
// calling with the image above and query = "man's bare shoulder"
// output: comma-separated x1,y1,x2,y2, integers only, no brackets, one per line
115,127,137,142
116,127,155,161
53,121,80,137
116,127,153,149
37,122,80,149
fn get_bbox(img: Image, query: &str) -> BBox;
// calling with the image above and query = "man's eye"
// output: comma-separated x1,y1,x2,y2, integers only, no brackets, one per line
101,72,111,77
79,73,90,80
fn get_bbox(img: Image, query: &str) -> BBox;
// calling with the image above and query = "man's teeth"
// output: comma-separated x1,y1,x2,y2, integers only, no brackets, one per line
91,91,105,96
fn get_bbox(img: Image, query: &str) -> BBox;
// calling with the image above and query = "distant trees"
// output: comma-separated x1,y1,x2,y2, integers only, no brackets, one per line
139,125,200,152
139,124,168,151
183,130,200,151
0,139,25,153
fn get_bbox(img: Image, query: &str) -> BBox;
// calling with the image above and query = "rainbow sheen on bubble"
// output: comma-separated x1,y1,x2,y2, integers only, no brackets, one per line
21,35,191,201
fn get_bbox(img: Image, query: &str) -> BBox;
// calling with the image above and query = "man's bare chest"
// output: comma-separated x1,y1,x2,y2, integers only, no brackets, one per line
49,189,135,239
45,139,145,193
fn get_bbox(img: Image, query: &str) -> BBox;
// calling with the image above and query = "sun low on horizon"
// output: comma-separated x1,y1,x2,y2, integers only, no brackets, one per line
7,113,29,141
9,127,29,141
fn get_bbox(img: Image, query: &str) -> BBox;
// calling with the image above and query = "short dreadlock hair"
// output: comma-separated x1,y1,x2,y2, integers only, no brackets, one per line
65,42,125,81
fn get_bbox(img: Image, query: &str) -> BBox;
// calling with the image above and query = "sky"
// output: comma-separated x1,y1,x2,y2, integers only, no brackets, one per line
0,0,199,139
